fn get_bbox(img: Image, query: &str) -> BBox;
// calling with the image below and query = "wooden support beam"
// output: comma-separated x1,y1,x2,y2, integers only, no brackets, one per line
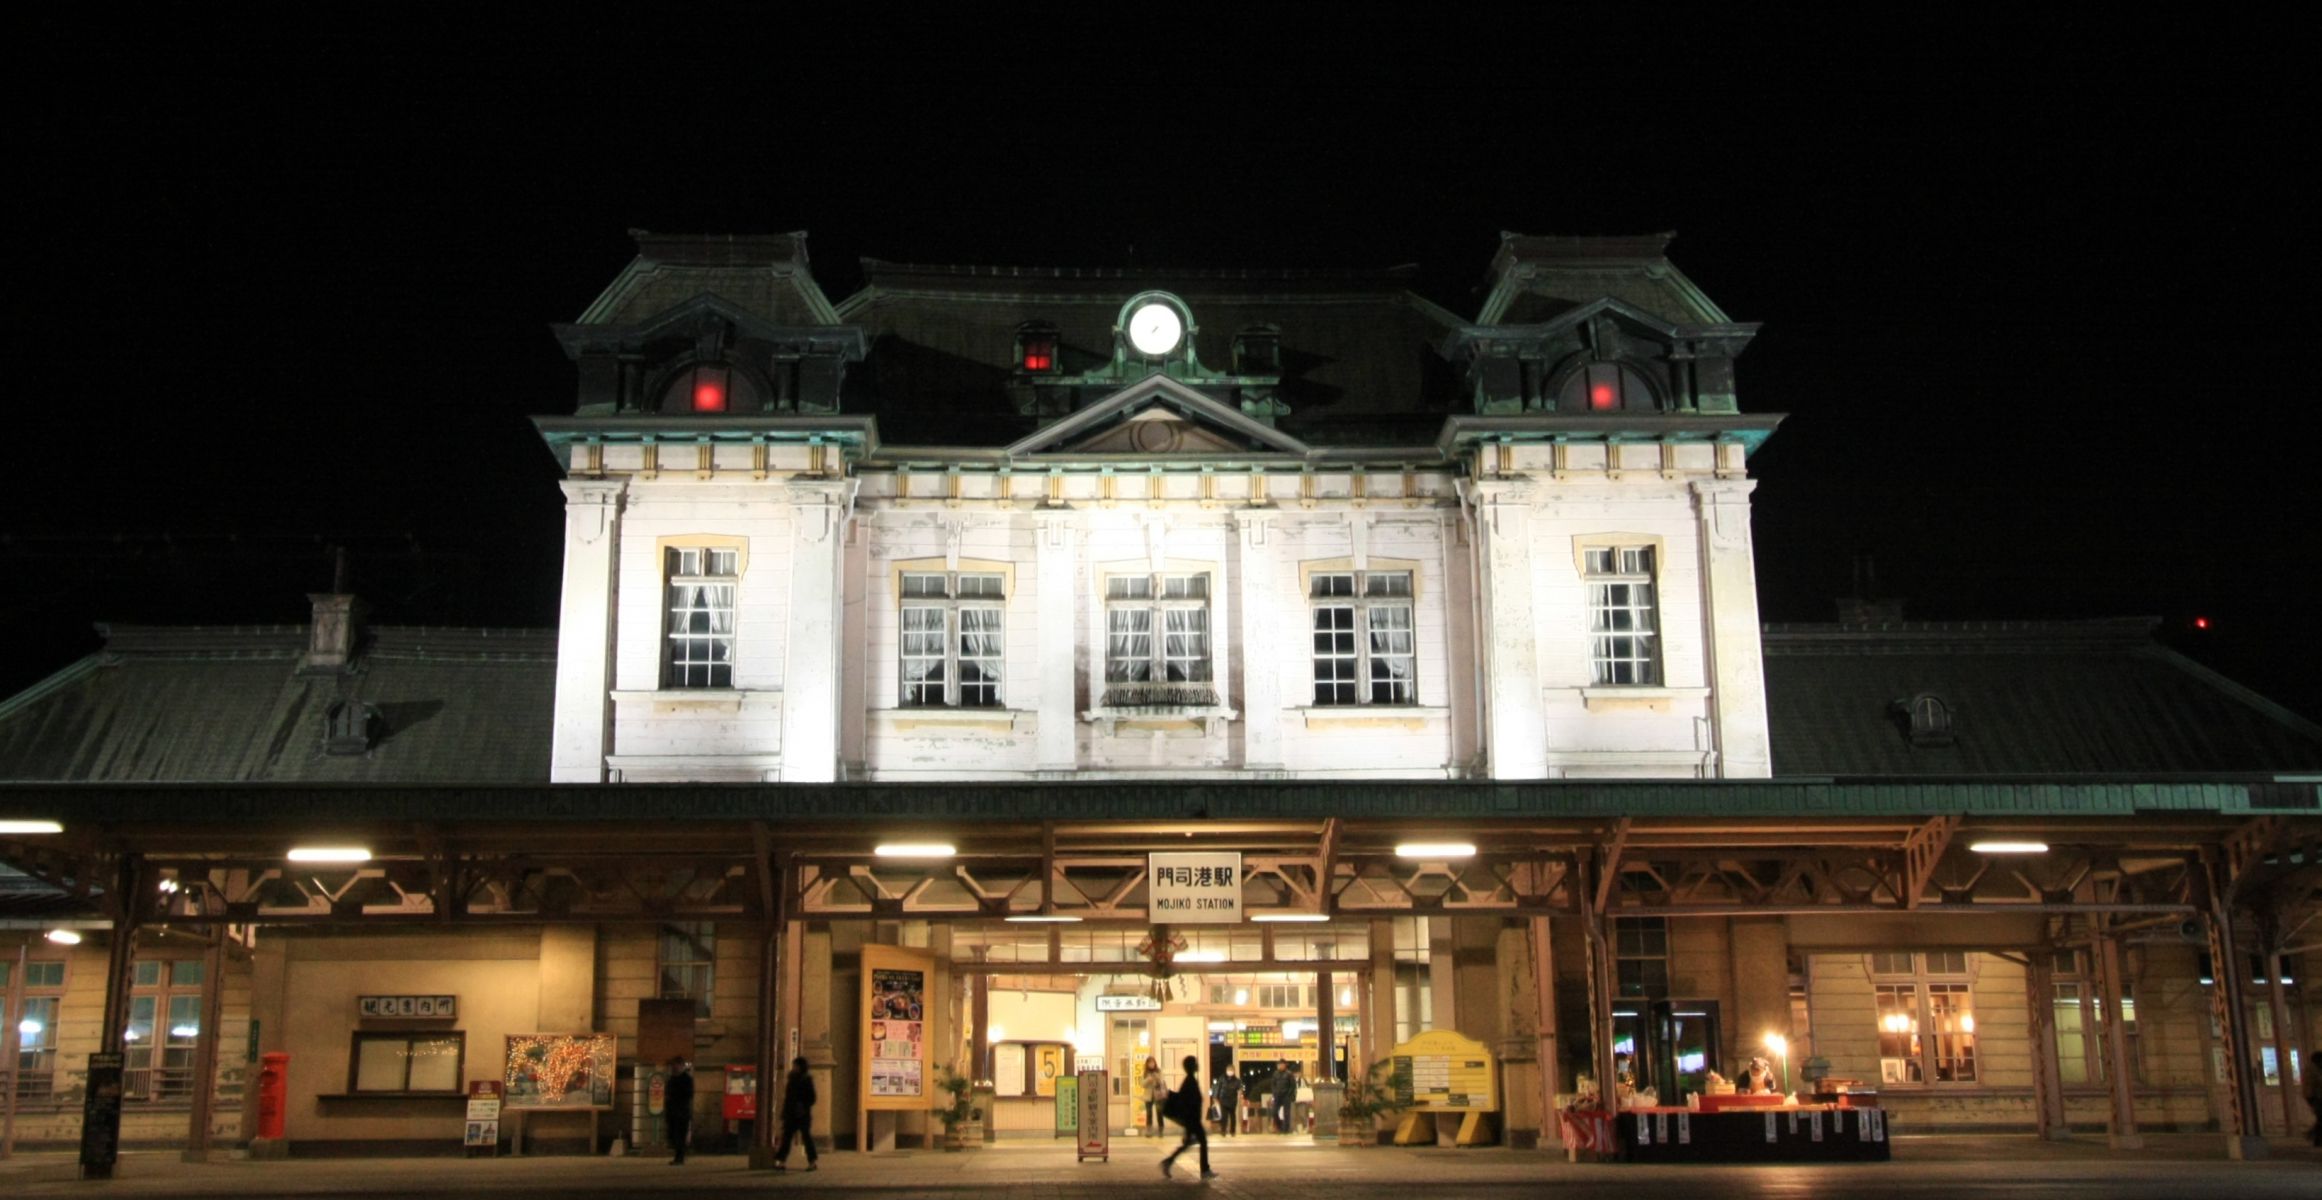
1902,814,1959,910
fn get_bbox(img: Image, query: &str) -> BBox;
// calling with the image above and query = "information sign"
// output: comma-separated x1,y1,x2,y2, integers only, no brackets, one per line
859,944,932,1109
1147,851,1243,924
1056,1074,1078,1137
1075,1070,1109,1161
1386,1029,1500,1113
464,1079,504,1148
1095,994,1162,1012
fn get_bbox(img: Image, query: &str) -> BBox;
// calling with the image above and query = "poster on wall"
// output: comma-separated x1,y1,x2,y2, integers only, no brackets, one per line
1035,1044,1066,1098
859,944,934,1110
503,1033,617,1109
993,1043,1028,1098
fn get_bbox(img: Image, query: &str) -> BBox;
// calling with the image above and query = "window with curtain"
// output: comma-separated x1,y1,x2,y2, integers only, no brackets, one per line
1308,570,1415,705
1584,545,1659,685
664,546,739,688
899,571,1004,707
124,958,205,1100
1105,573,1211,690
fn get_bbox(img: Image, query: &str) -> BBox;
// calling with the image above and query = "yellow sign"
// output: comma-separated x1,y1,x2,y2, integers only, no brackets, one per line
860,944,934,1112
1387,1030,1499,1113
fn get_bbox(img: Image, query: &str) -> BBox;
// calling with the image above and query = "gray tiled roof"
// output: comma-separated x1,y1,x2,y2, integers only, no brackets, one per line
1762,620,2322,776
0,625,556,783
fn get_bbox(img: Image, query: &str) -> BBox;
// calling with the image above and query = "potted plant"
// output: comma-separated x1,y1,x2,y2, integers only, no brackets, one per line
933,1066,981,1150
1335,1061,1409,1146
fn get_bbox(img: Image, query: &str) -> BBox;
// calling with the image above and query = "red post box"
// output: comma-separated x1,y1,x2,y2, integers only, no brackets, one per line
256,1052,290,1140
723,1065,757,1121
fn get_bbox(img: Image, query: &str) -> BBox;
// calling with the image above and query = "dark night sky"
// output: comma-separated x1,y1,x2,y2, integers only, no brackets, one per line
12,10,2320,721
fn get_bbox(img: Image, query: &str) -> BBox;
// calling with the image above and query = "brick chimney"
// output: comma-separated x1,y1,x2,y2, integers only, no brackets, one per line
300,547,367,674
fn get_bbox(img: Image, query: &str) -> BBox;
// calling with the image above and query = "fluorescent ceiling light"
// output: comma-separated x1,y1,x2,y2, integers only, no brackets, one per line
1395,842,1476,859
1177,950,1226,963
45,929,82,945
1004,915,1082,923
1968,840,2049,855
288,846,372,864
875,842,956,859
0,820,64,835
1250,913,1331,923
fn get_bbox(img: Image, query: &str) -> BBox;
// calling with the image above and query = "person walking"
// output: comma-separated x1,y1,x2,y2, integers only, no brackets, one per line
1158,1054,1216,1180
2305,1049,2320,1147
772,1055,818,1171
1140,1056,1164,1134
662,1057,695,1165
1212,1067,1242,1137
1269,1061,1296,1135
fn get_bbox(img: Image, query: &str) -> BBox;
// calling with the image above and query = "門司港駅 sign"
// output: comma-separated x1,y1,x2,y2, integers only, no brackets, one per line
1147,852,1242,924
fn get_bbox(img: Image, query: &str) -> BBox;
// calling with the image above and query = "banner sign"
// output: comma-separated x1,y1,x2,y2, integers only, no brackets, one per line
1387,1029,1500,1113
1148,851,1243,924
1095,994,1162,1012
1075,1070,1109,1161
860,944,933,1110
464,1079,503,1148
1056,1074,1078,1136
360,995,456,1019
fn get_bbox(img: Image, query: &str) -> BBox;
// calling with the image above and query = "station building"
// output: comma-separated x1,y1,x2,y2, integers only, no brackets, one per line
2,232,2316,1161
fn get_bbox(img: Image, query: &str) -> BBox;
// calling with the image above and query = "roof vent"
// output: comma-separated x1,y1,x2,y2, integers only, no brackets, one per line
323,699,382,756
1891,693,1956,748
301,550,367,674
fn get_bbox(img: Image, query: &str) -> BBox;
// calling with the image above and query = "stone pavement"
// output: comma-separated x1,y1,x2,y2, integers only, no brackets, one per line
0,1133,2315,1198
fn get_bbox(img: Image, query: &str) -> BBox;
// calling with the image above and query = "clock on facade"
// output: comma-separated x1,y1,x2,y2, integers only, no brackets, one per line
1126,302,1184,356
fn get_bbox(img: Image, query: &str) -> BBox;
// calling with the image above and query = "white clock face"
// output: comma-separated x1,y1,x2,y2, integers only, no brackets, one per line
1127,303,1183,356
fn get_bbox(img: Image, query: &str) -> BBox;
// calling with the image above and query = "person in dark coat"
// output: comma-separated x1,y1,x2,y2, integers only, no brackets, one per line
773,1055,818,1170
1158,1054,1215,1180
663,1057,695,1165
1212,1068,1242,1137
1269,1061,1296,1134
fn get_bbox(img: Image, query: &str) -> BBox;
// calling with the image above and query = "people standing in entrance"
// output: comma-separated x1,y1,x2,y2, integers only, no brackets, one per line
1159,1054,1216,1180
663,1057,695,1165
773,1056,818,1171
1212,1067,1242,1137
1270,1061,1296,1134
1141,1057,1164,1133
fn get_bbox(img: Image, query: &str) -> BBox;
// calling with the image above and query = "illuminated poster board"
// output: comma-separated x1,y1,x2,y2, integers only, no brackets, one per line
860,944,933,1110
1388,1030,1499,1113
503,1033,616,1109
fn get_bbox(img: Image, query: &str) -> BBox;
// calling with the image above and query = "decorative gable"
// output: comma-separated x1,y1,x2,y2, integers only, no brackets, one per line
1004,374,1312,461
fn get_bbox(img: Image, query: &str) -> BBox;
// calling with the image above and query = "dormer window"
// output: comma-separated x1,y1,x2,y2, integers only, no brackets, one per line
1016,323,1061,374
658,364,763,415
1557,362,1658,414
1893,693,1956,747
1233,325,1282,374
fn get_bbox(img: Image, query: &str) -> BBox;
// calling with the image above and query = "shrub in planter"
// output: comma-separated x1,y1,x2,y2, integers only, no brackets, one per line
1335,1061,1410,1146
932,1067,981,1149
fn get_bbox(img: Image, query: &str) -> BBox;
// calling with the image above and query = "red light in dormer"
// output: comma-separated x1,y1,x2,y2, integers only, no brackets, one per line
1022,338,1056,373
2194,616,2211,630
692,374,727,413
1590,381,1616,410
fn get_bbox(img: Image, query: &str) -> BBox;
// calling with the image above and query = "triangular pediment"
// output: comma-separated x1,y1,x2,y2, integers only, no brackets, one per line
1003,374,1312,460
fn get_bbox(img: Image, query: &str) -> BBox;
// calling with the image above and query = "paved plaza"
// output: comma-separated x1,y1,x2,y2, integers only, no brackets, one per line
1,1134,2315,1198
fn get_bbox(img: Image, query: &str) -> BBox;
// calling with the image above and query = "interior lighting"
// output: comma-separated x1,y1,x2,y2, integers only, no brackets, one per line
1395,842,1476,859
1339,987,1354,1006
1762,1031,1791,1093
288,846,372,864
18,1019,43,1037
1004,914,1082,923
1234,989,1249,1005
874,842,956,859
987,1025,1004,1044
0,820,64,835
1251,913,1330,923
45,929,82,945
1968,840,2048,855
1177,950,1226,963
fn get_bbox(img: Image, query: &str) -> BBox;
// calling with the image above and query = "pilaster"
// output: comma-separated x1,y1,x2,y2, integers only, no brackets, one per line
1460,479,1547,779
1689,479,1772,778
1034,514,1081,771
1234,510,1284,771
779,478,859,782
550,478,627,783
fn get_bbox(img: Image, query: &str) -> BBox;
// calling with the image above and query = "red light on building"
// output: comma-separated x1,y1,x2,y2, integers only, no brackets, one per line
1022,338,1056,372
2193,616,2210,630
1590,381,1616,410
692,376,726,413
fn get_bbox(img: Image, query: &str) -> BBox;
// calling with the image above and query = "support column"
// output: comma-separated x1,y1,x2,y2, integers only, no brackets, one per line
1729,917,1791,1070
2092,931,2142,1148
749,920,782,1168
2025,949,2070,1141
2263,944,2305,1142
1530,915,1562,1149
81,856,144,1180
3,942,27,1158
1233,510,1283,771
1459,479,1547,779
1368,919,1396,1082
550,479,628,782
180,928,228,1162
2197,853,2268,1159
240,934,288,1156
1316,968,1336,1076
1034,515,1080,772
1581,910,1619,1128
537,926,597,1033
778,479,859,782
1426,917,1456,1036
1689,479,1771,779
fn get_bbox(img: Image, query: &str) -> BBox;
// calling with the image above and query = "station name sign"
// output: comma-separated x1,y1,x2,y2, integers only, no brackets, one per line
359,995,457,1018
1095,995,1163,1012
1148,851,1242,924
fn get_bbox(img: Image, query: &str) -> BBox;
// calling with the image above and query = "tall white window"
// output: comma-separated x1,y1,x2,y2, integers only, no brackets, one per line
1105,573,1211,687
664,546,738,688
6,959,65,1101
658,921,717,1019
1309,571,1416,705
1871,952,1978,1084
899,571,1005,707
1584,546,1659,685
124,959,205,1100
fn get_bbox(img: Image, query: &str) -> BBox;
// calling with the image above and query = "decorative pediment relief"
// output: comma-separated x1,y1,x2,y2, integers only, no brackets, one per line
1063,409,1249,455
1006,373,1312,460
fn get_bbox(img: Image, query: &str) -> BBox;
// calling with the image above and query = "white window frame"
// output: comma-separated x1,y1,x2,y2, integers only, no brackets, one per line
1869,952,1979,1086
658,921,717,1020
124,958,205,1101
899,570,1006,708
1308,570,1416,706
1584,544,1660,686
1103,571,1213,688
7,957,66,1102
663,545,739,688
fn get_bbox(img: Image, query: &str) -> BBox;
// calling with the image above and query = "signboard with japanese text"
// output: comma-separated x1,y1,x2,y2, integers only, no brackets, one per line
1387,1029,1499,1113
1095,994,1162,1012
1075,1070,1109,1161
359,995,457,1019
1056,1074,1078,1137
859,944,932,1110
464,1079,503,1148
1147,851,1243,924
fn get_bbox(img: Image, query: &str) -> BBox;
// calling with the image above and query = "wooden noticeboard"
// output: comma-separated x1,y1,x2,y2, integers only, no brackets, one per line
1388,1030,1500,1113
